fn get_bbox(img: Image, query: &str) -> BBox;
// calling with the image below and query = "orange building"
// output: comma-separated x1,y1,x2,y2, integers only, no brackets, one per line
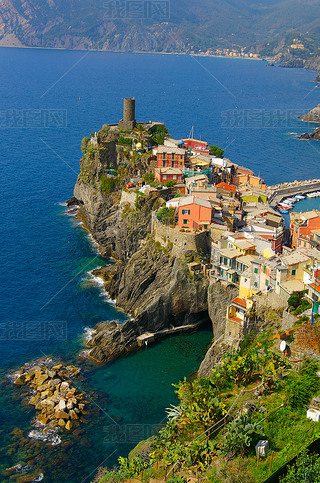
290,210,320,248
176,196,213,230
156,145,186,169
233,167,266,191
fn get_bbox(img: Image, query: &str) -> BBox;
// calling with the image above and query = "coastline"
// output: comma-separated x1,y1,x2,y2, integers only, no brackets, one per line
0,43,264,61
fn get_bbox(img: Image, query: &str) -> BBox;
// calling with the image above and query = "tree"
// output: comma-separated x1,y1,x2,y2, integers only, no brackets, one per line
143,172,155,184
133,123,148,148
209,145,224,157
156,207,175,225
149,125,170,145
164,180,177,187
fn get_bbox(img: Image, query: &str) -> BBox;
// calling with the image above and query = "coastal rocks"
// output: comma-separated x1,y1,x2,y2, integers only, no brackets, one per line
298,127,320,140
86,319,139,362
299,104,320,123
85,243,212,362
11,360,88,434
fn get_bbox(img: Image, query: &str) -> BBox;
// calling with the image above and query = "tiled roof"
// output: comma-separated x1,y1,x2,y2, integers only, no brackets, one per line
233,297,247,308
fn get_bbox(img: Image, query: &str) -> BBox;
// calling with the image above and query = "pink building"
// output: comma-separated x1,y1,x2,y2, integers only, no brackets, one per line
176,196,214,230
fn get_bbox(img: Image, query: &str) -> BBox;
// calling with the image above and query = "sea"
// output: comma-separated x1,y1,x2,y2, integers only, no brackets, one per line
0,47,319,482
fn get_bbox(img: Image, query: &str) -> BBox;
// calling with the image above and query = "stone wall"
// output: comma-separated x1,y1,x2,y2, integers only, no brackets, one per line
152,214,210,257
120,189,138,207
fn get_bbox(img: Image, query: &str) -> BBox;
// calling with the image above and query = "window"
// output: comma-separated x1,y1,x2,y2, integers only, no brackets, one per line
163,175,167,180
254,282,258,287
254,267,258,274
172,153,175,160
180,155,183,160
183,219,188,225
204,224,208,229
172,161,174,168
292,269,296,275
163,153,166,159
182,209,190,215
265,280,269,286
163,161,166,167
263,265,266,274
180,161,182,166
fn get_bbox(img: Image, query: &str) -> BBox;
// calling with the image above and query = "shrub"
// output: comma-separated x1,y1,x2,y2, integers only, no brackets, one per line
221,415,264,456
164,180,177,187
156,207,175,225
285,358,320,408
209,145,224,157
143,172,155,184
280,449,320,483
100,175,119,194
118,135,132,146
81,137,90,153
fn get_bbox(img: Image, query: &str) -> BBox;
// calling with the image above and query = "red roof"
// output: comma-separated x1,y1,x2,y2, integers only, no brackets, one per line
237,166,254,175
228,316,242,323
216,182,236,193
310,283,320,294
233,297,247,308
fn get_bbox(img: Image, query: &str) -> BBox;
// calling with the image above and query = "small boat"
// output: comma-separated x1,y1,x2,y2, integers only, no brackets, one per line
295,195,305,200
278,209,288,213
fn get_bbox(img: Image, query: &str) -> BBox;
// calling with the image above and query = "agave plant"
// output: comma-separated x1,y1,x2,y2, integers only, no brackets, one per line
166,404,183,421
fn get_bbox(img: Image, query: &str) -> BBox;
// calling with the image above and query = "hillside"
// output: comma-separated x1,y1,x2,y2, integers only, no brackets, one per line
1,0,320,64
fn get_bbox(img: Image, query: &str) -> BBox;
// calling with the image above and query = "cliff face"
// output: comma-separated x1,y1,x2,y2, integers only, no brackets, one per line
198,283,238,378
72,130,236,365
299,104,320,123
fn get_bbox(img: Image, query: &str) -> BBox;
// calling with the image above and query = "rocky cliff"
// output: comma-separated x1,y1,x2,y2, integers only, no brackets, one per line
299,127,320,141
299,104,320,123
72,126,236,367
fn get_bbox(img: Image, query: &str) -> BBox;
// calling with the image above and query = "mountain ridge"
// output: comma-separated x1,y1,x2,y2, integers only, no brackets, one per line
1,0,320,68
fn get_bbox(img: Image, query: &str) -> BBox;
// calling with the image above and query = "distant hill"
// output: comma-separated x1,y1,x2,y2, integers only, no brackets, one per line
1,0,320,66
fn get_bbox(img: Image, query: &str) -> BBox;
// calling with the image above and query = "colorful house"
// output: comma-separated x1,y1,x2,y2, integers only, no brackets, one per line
233,167,266,191
290,210,320,249
176,196,213,230
215,182,237,197
154,167,183,184
156,145,186,169
182,138,210,155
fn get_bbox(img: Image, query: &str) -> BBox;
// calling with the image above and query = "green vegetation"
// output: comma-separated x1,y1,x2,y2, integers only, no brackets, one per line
164,180,177,187
142,172,155,184
285,359,320,409
221,415,264,457
288,290,312,316
280,449,320,483
156,207,175,225
100,174,120,194
118,136,132,146
149,125,170,146
96,327,320,483
209,145,224,158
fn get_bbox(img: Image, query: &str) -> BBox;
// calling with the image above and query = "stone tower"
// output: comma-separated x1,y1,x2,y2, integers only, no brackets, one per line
118,97,136,130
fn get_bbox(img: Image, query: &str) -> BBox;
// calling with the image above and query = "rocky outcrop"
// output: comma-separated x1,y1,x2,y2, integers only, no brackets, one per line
299,104,320,123
86,243,210,362
198,282,239,378
72,128,240,365
299,127,320,140
12,360,88,432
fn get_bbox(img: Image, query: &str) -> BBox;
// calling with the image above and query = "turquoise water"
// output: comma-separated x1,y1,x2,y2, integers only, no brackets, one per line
1,47,320,481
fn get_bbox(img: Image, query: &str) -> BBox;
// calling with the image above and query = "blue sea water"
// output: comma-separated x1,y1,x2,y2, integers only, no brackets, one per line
0,47,320,482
